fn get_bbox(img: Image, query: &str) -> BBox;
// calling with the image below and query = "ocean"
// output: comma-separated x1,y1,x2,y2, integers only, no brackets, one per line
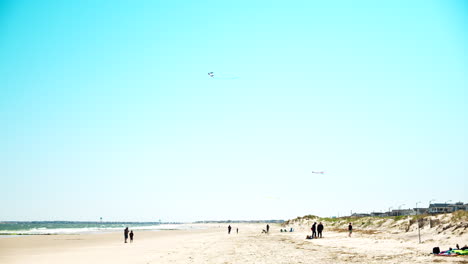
0,221,195,235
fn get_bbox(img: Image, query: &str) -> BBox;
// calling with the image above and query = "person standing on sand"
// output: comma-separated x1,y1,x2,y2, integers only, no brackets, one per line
236,228,238,234
266,224,270,233
124,227,129,243
228,225,232,234
317,222,324,238
311,222,317,238
348,223,353,237
129,230,134,243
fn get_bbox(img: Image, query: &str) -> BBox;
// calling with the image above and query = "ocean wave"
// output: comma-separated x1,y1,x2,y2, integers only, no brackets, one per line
0,224,200,235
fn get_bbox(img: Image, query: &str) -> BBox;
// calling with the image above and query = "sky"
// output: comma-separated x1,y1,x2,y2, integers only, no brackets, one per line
1,0,467,222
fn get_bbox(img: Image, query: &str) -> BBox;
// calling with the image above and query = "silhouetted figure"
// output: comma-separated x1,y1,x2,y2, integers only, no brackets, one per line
124,227,129,243
317,222,324,238
236,228,238,234
311,222,317,238
348,223,353,237
228,225,232,234
266,224,270,233
130,230,134,243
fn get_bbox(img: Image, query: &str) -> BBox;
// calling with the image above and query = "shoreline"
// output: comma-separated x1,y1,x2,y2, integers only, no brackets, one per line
0,223,206,236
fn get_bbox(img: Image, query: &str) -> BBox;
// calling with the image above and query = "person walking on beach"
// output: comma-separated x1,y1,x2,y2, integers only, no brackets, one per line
236,228,238,234
266,224,270,233
129,230,134,243
348,223,353,237
311,222,317,238
228,225,232,234
124,227,129,243
317,222,324,238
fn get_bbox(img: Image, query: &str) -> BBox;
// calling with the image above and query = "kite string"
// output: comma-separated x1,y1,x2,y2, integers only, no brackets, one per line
213,76,240,80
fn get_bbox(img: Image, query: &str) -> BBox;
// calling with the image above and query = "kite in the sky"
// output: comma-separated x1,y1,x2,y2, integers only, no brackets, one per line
207,72,239,79
311,171,325,174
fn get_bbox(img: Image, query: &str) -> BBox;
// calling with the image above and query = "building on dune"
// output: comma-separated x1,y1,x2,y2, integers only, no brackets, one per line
428,202,468,214
344,202,467,218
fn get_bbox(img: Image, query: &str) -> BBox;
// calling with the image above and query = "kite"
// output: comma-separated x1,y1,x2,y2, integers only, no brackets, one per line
207,72,239,79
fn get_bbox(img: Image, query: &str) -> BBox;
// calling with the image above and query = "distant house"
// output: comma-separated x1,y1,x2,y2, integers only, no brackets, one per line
413,208,428,215
385,211,396,217
351,213,370,217
429,203,452,214
448,202,468,212
391,209,413,216
339,201,466,219
370,212,385,217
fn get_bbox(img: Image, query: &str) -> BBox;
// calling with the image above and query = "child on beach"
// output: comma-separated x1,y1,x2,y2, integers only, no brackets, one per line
130,230,134,243
348,223,352,237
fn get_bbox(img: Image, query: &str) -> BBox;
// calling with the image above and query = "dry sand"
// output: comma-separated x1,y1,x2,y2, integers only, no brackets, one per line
0,223,467,264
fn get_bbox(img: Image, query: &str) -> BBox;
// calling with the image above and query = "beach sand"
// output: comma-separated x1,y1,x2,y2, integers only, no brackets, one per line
0,223,466,264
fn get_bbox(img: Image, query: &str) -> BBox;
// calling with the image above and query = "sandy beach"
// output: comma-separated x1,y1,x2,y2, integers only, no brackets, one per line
1,223,466,264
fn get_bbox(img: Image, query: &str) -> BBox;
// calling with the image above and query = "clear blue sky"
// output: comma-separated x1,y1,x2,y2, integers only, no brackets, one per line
1,0,467,222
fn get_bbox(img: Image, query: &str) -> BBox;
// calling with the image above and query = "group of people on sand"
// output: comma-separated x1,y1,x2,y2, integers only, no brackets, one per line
124,227,134,243
310,222,324,238
224,222,355,239
227,225,239,234
228,224,272,234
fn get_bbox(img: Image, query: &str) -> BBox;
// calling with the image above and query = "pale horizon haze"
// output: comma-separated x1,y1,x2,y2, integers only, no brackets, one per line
1,0,467,222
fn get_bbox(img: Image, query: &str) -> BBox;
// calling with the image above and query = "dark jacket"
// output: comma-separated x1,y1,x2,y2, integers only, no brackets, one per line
317,224,323,232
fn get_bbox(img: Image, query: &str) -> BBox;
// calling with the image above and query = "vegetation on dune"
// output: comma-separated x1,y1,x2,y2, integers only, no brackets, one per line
452,210,468,222
299,215,318,220
286,214,432,226
284,211,467,235
283,215,318,225
390,215,409,221
319,217,354,223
